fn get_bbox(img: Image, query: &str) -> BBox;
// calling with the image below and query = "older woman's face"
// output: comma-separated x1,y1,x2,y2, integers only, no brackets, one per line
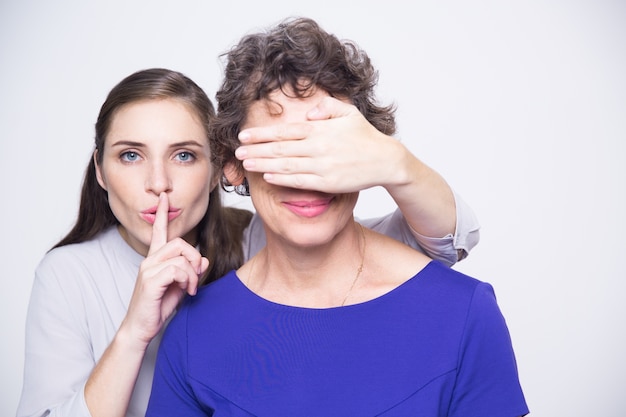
95,98,214,256
241,88,359,248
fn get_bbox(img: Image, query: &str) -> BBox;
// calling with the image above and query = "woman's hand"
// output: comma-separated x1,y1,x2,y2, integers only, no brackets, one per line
121,192,209,349
235,96,457,241
235,96,409,193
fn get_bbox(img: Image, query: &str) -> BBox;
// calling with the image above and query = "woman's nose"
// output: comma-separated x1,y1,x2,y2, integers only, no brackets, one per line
146,162,172,194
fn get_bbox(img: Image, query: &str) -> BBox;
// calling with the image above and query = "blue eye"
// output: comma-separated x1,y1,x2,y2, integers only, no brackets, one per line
121,151,139,162
176,152,195,162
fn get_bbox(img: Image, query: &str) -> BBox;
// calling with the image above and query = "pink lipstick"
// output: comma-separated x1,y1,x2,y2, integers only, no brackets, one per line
283,197,333,218
141,206,182,224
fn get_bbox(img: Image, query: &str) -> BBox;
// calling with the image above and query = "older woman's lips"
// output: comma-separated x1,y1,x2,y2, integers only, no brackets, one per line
283,198,333,218
140,207,182,224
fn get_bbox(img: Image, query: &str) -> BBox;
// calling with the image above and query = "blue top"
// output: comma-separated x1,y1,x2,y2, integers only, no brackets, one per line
147,261,528,417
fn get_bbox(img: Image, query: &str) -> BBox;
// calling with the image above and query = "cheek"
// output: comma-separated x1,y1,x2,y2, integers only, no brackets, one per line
335,193,359,215
100,168,132,201
186,169,214,207
247,175,271,206
185,186,212,227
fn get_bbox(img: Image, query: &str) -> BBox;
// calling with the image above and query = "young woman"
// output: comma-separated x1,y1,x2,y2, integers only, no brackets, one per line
19,62,479,417
17,68,251,417
146,17,527,416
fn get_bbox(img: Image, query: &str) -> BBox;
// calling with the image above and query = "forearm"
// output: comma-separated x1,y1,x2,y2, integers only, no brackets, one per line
383,140,457,239
84,327,147,417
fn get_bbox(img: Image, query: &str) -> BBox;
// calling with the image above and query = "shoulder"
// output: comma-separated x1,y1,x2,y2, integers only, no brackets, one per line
418,260,482,287
381,260,492,322
166,270,244,338
35,227,139,286
363,229,431,290
414,263,509,338
415,261,490,303
40,228,111,266
38,238,100,275
357,227,485,308
180,270,243,315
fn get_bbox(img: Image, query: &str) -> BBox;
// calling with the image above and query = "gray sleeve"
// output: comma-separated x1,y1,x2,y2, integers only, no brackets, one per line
448,190,481,261
17,254,94,417
241,213,266,261
358,190,480,267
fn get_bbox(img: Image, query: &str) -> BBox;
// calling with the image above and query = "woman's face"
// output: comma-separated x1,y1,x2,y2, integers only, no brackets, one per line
240,88,359,249
95,98,214,256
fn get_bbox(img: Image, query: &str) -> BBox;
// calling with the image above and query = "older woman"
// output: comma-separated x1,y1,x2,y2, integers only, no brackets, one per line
146,17,528,417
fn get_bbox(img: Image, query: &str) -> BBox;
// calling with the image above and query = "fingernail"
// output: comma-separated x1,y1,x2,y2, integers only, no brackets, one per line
235,147,247,159
307,107,320,118
238,131,250,143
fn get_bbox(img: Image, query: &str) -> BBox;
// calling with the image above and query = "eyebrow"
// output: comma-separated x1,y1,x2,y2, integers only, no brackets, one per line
109,139,206,148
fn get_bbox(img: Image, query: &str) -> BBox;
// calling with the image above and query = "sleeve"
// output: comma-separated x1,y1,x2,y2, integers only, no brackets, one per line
448,190,480,261
358,190,480,267
17,258,94,417
146,305,207,416
241,213,266,261
449,283,529,417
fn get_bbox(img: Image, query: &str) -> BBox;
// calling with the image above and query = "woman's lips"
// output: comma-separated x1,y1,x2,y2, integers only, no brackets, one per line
140,207,182,224
282,198,333,218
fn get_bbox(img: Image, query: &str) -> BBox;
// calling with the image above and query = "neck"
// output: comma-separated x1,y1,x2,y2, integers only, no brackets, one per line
247,222,366,307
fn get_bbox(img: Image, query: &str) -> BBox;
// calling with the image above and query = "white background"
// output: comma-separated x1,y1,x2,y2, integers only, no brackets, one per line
1,1,625,415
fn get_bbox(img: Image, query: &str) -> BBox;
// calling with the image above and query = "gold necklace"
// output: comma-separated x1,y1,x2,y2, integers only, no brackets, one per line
246,224,367,307
341,223,366,306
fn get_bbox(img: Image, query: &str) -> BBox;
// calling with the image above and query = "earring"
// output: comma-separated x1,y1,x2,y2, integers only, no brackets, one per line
235,178,250,196
221,175,250,197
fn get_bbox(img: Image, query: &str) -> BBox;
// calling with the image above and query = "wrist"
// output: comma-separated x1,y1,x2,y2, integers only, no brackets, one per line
382,139,423,192
114,321,152,355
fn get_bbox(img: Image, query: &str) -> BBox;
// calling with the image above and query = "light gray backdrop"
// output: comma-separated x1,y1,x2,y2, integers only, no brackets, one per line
1,1,625,416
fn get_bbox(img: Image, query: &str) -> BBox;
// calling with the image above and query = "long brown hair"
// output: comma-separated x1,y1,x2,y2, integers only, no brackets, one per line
54,68,252,284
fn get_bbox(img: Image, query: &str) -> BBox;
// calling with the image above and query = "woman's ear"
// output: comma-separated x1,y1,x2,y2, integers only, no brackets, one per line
223,160,245,186
93,150,107,190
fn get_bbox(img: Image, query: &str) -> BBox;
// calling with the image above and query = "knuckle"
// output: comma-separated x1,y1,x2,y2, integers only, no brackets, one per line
276,124,289,140
293,174,306,188
283,158,296,173
271,141,285,156
170,237,185,246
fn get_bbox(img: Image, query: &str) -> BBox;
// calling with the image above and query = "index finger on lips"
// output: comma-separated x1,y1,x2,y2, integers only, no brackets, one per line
148,192,169,256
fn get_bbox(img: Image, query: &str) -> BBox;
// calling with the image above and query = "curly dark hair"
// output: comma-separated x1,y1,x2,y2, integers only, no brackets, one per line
212,16,397,195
